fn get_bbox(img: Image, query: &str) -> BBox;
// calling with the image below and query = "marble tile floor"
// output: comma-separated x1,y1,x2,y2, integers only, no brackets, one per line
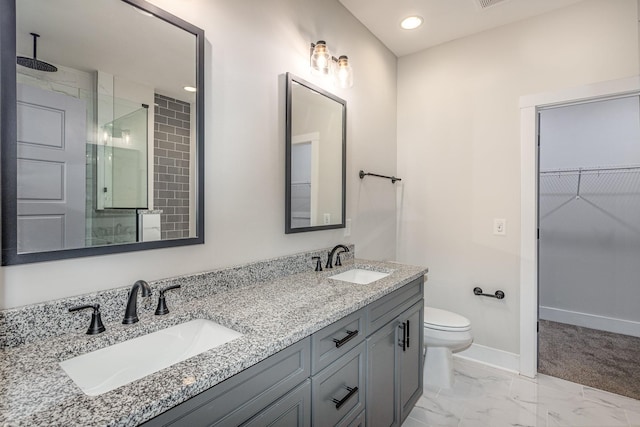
403,357,640,427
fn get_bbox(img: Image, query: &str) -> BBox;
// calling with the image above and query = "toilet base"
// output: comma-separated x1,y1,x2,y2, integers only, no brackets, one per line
424,346,454,389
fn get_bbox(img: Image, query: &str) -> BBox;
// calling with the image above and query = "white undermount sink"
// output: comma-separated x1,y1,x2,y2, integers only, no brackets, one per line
59,319,242,396
329,268,390,285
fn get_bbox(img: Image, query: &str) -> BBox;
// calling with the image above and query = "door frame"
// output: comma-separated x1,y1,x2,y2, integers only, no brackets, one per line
518,75,640,378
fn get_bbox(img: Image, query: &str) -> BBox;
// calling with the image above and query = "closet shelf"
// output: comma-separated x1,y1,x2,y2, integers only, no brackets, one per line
540,165,640,175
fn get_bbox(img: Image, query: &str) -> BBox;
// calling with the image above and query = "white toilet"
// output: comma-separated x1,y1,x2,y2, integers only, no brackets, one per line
423,306,472,389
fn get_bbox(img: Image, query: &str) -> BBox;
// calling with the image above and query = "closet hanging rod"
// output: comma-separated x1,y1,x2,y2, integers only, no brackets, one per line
540,165,640,174
359,170,402,184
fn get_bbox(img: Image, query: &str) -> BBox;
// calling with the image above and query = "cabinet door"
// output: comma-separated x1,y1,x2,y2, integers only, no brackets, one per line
366,320,400,427
399,301,424,424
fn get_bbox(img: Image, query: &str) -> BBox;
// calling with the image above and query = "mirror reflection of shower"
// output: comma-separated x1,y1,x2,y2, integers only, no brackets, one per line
99,105,149,210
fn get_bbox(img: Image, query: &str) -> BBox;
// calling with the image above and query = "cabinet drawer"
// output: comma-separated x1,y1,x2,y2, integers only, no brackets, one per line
312,341,366,427
141,337,310,427
367,276,423,334
346,410,365,427
242,379,311,427
311,308,366,374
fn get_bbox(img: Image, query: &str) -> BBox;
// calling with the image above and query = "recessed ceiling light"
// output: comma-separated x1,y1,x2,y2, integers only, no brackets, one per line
400,16,423,30
184,86,197,93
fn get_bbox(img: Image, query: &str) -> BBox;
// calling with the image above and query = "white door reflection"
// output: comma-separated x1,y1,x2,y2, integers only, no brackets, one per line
291,133,320,228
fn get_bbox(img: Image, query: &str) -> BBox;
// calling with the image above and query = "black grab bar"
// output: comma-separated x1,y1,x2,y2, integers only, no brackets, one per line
473,287,505,299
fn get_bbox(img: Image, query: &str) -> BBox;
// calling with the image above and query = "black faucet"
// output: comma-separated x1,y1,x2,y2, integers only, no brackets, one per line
123,280,152,324
326,244,350,269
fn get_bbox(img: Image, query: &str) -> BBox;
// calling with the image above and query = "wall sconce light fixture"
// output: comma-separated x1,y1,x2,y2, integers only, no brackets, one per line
310,40,354,88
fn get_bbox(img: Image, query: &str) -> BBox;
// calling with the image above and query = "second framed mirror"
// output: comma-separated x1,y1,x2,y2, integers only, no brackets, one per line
285,73,346,233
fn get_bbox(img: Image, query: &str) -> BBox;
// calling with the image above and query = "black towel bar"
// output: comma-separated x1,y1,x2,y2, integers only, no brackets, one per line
359,170,401,183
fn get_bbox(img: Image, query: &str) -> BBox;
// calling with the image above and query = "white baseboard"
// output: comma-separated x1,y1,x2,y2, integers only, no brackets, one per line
454,343,520,374
539,306,640,338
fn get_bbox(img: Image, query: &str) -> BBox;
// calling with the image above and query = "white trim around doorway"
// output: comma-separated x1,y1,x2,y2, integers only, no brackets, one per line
518,75,640,378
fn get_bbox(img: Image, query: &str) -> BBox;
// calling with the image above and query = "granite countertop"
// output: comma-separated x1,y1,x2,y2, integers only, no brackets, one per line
0,259,427,426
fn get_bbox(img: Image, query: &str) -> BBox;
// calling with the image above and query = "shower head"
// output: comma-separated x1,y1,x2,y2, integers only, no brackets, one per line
17,33,58,72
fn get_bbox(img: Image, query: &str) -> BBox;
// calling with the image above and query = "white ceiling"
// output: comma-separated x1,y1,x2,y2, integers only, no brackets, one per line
338,0,586,57
16,0,196,102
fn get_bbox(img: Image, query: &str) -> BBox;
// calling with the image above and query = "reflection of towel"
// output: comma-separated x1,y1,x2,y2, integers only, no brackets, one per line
138,213,161,241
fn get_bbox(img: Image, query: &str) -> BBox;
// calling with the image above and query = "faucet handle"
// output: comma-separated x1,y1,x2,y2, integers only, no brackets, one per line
155,285,181,315
69,304,106,335
335,252,343,266
312,256,323,271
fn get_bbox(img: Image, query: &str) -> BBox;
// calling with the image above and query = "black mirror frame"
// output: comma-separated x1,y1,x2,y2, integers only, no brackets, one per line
285,72,346,234
0,0,205,265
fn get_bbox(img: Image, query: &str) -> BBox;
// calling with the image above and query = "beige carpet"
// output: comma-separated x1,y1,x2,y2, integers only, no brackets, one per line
538,320,640,400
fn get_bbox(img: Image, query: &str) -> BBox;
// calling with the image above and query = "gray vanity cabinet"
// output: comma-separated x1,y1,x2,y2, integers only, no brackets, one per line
365,278,424,427
141,276,424,427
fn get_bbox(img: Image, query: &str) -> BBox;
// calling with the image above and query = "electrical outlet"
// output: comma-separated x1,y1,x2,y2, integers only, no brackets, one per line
493,218,506,236
323,213,331,225
344,218,352,237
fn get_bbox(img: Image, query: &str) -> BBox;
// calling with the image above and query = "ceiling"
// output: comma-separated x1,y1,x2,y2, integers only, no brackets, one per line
338,0,586,57
16,0,196,102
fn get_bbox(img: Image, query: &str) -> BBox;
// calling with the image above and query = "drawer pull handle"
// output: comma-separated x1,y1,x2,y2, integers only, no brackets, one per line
399,323,406,351
333,329,359,348
406,319,410,348
332,386,359,409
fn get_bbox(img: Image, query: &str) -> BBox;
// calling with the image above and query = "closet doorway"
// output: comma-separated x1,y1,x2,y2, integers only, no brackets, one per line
537,94,640,400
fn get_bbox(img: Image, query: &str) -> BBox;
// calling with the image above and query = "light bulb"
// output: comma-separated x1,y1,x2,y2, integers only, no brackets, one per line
310,40,332,76
335,56,353,88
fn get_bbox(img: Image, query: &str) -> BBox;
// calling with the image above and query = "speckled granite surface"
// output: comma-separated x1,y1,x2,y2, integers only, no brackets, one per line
0,251,426,426
0,247,354,348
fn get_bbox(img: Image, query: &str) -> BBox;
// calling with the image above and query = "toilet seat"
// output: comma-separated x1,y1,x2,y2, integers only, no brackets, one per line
424,307,471,332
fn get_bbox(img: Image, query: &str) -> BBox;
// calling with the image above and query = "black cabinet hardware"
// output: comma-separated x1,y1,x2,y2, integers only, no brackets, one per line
332,386,358,410
333,330,359,348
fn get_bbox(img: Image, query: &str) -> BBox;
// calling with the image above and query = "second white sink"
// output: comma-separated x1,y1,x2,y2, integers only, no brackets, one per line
329,268,390,285
59,318,242,396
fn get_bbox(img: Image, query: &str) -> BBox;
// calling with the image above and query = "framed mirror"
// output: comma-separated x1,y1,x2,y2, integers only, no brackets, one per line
0,0,205,265
285,73,346,233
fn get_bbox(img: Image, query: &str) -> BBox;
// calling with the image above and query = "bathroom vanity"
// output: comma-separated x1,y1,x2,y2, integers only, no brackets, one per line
142,276,424,427
0,250,427,426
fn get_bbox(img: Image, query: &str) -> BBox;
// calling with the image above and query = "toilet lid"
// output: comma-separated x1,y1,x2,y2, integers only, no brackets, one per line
424,307,471,331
